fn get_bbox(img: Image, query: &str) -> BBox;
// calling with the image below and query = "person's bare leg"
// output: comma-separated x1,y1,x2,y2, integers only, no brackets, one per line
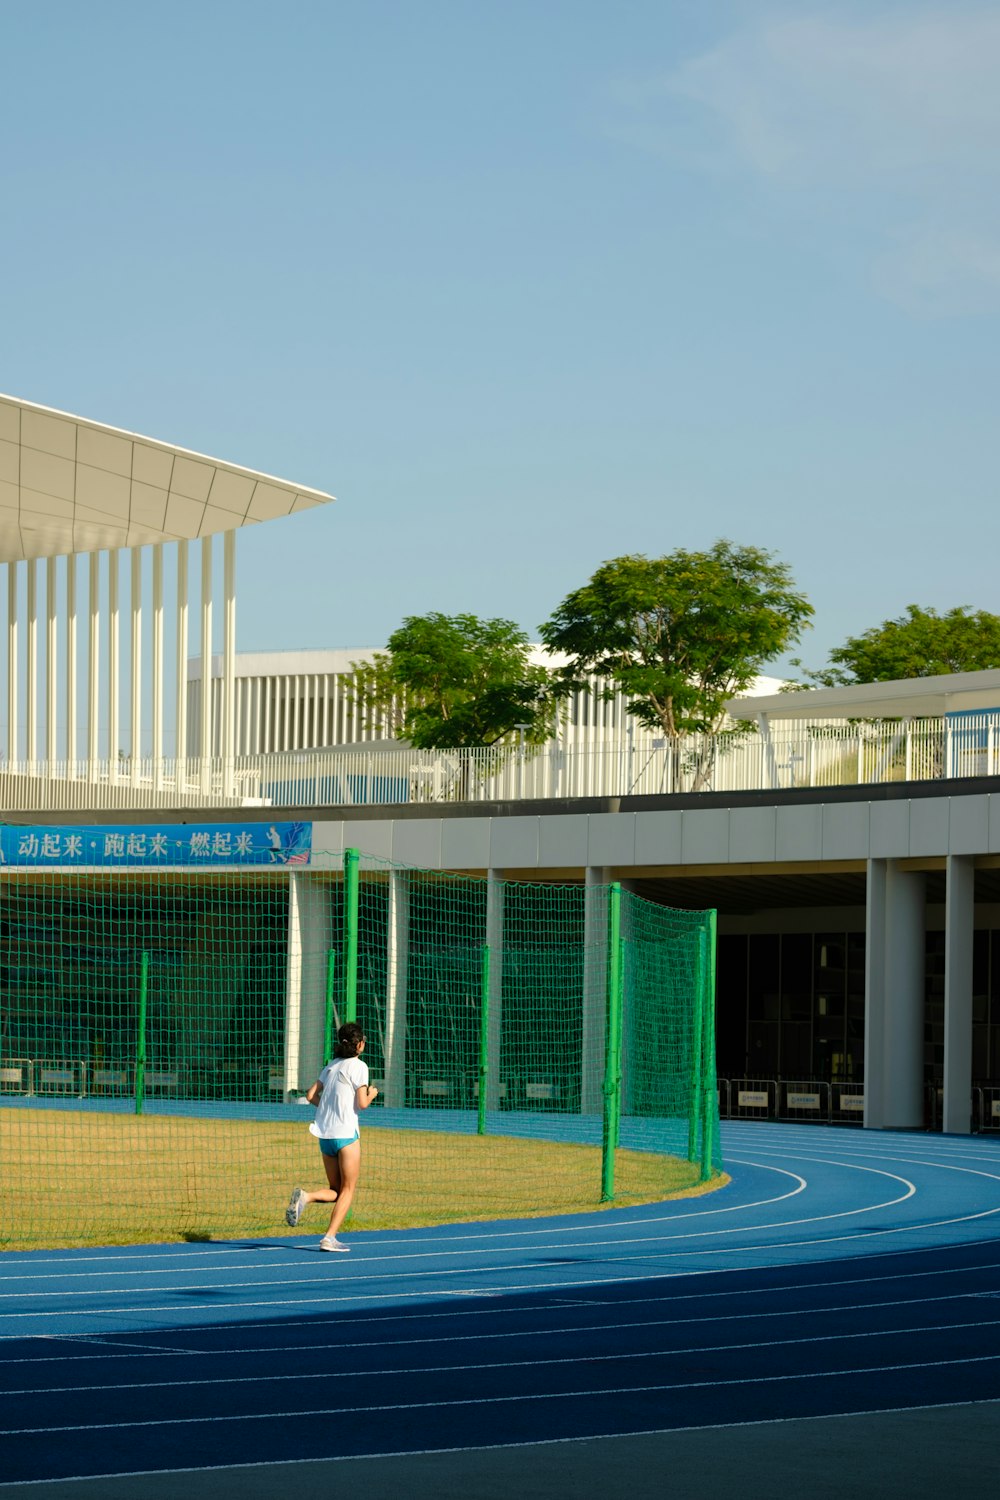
287,1151,341,1225
304,1148,342,1206
323,1142,360,1239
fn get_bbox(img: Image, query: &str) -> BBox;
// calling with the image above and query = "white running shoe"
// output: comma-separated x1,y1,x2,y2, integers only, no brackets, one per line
320,1236,349,1253
285,1188,307,1227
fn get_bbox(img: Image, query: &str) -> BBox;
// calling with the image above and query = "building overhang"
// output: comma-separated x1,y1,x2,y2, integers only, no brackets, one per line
726,668,1000,722
0,393,335,562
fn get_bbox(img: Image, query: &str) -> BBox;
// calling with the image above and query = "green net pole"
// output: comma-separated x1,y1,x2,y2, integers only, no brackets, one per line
687,928,705,1163
478,944,490,1136
323,949,337,1062
613,937,625,1148
342,847,359,1024
700,910,718,1182
601,882,622,1202
134,950,149,1117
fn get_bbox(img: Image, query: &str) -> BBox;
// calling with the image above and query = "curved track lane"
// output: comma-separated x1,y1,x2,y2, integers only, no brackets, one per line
2,1123,1000,1491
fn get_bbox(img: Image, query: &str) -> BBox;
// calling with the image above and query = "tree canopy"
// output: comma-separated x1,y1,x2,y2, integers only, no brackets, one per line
539,541,813,738
351,612,556,750
801,605,1000,686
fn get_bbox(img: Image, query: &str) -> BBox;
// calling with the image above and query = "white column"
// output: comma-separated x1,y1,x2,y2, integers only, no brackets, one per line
863,859,887,1129
130,547,142,780
283,873,332,1096
943,855,975,1135
152,543,164,787
222,529,236,795
200,536,212,792
884,865,925,1128
26,559,38,764
869,863,925,1130
108,548,120,768
175,540,188,780
582,866,610,1115
384,869,409,1107
66,555,77,765
486,870,504,1109
87,552,100,770
45,556,57,762
7,561,17,765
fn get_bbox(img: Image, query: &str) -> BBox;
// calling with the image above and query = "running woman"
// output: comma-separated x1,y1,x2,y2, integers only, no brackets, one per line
285,1022,378,1252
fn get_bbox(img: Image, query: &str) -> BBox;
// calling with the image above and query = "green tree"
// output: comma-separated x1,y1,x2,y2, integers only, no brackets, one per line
799,605,1000,686
351,612,556,750
539,541,813,738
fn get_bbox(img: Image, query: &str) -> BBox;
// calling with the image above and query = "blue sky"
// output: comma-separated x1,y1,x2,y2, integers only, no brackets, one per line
2,1,997,674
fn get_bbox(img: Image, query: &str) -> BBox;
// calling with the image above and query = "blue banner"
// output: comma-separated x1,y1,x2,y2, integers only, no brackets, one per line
0,821,312,868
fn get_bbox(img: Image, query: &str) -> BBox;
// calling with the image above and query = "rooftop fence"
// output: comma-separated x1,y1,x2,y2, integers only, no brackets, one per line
0,714,997,811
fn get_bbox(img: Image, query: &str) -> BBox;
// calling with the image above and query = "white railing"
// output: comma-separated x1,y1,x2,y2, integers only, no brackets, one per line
0,716,997,812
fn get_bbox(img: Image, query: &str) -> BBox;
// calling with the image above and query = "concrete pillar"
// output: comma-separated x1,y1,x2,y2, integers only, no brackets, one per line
943,855,975,1135
176,540,188,778
152,544,164,787
866,860,925,1129
130,547,142,780
65,554,77,764
45,556,57,761
283,874,332,1097
108,549,120,766
7,560,17,765
864,858,887,1129
384,869,409,1107
26,558,38,763
222,529,236,795
200,536,213,793
87,552,99,767
486,869,504,1109
582,866,610,1114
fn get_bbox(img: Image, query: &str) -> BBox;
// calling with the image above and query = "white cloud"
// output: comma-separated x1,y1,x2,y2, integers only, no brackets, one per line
610,7,1000,311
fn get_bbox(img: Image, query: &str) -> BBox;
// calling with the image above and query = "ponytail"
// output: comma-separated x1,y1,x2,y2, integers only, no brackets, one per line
334,1021,366,1059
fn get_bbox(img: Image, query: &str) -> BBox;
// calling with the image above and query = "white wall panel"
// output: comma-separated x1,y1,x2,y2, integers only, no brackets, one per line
728,806,777,864
821,801,870,860
948,794,990,856
775,803,823,862
680,807,730,864
634,810,683,865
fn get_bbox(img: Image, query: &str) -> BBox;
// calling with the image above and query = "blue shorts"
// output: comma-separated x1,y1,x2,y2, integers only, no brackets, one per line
319,1133,359,1157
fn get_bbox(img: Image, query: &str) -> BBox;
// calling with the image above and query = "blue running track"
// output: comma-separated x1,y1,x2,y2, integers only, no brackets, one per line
2,1122,1000,1489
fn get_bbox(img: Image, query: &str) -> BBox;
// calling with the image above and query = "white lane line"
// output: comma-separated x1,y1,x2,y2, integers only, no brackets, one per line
0,1168,920,1296
0,1290,995,1374
1,1395,997,1487
0,1240,992,1324
1,1392,995,1488
5,1317,998,1399
0,1166,807,1271
5,1352,1000,1436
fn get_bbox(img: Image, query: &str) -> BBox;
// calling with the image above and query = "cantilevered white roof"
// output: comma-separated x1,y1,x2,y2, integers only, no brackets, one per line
0,393,335,562
727,668,1000,722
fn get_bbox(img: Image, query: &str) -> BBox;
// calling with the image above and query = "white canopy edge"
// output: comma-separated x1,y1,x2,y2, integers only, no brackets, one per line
727,668,1000,722
0,392,335,562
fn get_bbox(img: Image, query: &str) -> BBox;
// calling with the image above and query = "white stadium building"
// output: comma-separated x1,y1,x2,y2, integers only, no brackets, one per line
2,393,1000,1138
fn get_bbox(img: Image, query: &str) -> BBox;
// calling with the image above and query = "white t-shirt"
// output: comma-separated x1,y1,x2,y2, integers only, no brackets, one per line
309,1055,369,1140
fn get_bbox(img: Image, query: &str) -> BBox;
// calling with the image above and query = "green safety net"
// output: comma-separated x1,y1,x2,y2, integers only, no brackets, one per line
0,844,721,1250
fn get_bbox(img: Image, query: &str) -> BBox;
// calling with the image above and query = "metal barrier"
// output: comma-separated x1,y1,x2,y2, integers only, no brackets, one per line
729,1079,778,1120
717,1078,730,1120
924,1084,943,1131
0,1059,32,1094
780,1081,831,1123
831,1084,865,1124
978,1086,1000,1131
144,1070,180,1097
89,1067,129,1097
36,1061,86,1096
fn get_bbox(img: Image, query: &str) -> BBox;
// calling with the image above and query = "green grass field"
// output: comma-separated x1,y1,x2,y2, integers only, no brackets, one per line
0,1108,727,1251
